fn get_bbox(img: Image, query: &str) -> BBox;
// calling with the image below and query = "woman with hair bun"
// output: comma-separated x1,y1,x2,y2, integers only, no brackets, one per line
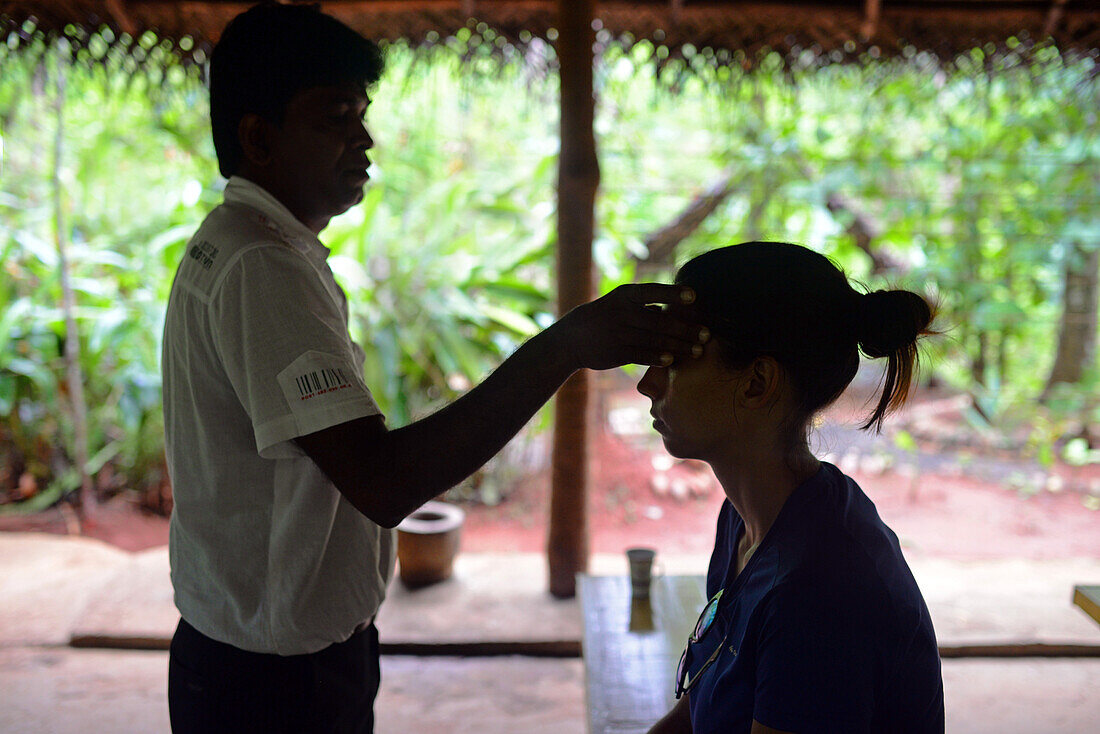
643,242,944,734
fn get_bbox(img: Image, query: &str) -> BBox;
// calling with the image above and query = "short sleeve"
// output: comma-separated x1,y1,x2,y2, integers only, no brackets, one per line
210,244,381,459
752,579,877,733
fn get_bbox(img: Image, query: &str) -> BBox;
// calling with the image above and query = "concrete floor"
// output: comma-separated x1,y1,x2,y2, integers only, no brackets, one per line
2,532,1099,733
0,647,588,734
1,646,1098,733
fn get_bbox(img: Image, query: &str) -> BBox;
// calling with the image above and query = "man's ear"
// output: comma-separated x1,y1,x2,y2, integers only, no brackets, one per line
238,113,273,167
741,356,782,407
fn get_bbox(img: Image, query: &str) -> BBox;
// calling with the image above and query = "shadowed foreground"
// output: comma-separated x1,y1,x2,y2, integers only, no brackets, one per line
1,534,1099,733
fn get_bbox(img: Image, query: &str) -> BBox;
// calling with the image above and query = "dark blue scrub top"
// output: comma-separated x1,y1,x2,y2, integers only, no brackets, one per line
685,463,944,733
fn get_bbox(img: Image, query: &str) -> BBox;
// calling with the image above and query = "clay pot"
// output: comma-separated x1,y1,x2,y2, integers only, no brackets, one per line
396,500,465,588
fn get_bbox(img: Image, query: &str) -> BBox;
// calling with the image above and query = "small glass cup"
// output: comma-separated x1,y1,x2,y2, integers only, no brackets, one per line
625,546,659,599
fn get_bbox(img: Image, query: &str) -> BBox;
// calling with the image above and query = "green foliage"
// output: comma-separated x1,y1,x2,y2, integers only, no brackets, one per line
595,44,1099,472
0,32,215,507
0,34,564,508
0,30,1097,509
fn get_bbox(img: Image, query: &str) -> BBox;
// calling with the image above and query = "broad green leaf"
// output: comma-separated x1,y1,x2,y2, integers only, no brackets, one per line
479,304,539,336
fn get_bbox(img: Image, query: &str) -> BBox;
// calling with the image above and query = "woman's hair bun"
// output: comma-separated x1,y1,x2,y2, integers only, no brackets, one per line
857,289,933,359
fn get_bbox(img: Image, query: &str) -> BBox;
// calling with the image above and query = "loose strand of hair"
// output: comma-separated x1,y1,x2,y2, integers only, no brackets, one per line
860,342,919,433
859,291,937,432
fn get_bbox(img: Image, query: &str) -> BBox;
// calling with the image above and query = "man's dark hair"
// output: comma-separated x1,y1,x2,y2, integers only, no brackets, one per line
209,2,384,178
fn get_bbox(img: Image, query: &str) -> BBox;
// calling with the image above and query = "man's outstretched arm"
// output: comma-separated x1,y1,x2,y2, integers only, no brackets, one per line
296,283,706,527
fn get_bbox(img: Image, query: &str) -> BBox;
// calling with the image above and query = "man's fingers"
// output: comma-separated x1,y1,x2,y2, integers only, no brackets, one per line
632,308,710,347
577,282,709,369
618,282,695,306
613,321,708,363
619,348,676,368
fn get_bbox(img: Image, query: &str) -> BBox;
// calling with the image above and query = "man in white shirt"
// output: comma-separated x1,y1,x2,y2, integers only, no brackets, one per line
162,4,707,733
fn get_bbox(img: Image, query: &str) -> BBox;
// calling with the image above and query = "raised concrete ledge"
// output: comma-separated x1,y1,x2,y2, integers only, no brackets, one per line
380,640,583,657
938,642,1100,658
69,634,170,650
4,533,1100,657
67,636,587,657
67,636,1100,659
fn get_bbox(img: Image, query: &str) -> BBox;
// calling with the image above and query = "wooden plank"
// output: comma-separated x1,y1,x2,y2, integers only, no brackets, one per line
1073,585,1100,626
579,574,707,734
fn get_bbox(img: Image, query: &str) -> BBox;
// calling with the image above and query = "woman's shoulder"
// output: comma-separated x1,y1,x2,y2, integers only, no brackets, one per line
777,466,919,587
805,463,902,553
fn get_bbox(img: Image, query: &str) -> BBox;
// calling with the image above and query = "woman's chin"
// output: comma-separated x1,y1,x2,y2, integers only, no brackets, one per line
660,439,714,466
659,437,691,461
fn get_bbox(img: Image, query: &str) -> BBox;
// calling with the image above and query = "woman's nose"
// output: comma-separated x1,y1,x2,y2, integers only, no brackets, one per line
637,366,665,400
356,122,374,149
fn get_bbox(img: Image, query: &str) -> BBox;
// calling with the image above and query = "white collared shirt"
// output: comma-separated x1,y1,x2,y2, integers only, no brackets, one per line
162,176,394,655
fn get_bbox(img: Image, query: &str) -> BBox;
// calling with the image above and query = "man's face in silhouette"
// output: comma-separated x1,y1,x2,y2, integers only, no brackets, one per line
255,81,374,233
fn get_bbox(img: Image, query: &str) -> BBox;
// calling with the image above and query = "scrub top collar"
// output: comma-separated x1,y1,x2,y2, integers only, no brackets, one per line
716,463,828,608
223,175,332,264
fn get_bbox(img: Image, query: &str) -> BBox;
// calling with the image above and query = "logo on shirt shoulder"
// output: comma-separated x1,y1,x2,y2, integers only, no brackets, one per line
188,240,219,270
294,367,352,401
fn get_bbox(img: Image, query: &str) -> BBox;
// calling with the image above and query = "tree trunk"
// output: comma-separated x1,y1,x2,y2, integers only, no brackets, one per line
972,332,988,388
51,54,94,520
744,82,770,240
996,267,1012,383
822,190,906,276
548,0,598,599
1044,243,1099,398
964,177,986,391
635,169,738,277
794,156,906,277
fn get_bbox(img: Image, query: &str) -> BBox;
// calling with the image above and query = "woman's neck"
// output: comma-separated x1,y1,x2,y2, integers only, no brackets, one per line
711,445,820,548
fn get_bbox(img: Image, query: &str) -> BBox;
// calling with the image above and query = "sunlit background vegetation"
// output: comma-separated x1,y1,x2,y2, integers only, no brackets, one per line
1,25,1098,513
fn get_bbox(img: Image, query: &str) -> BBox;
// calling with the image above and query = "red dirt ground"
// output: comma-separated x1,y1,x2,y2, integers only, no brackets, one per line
2,385,1098,560
460,428,1100,560
3,430,1097,561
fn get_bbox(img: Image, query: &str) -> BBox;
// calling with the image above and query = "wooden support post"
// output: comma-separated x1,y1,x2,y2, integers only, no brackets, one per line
548,0,598,599
1044,0,1068,38
106,0,137,36
860,0,881,42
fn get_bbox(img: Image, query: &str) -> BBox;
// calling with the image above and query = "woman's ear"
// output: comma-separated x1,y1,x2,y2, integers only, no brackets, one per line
741,356,783,407
238,113,273,167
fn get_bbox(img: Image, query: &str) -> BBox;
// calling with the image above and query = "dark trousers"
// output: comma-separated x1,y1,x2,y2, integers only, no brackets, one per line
168,618,380,734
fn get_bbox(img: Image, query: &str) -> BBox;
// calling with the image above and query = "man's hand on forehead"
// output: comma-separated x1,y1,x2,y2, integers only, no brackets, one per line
554,283,710,371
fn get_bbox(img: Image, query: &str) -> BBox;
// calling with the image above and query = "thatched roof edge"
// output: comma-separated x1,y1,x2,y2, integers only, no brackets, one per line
2,1,1098,68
